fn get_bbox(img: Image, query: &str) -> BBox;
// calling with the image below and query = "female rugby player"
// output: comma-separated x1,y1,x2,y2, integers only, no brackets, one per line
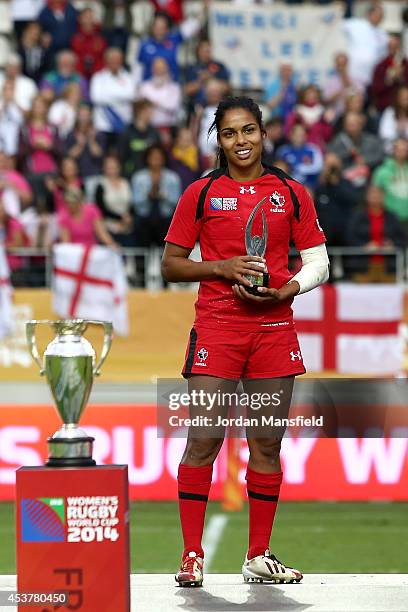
162,97,329,587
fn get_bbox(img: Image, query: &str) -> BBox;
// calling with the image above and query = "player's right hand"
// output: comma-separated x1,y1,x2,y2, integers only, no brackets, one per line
215,256,266,286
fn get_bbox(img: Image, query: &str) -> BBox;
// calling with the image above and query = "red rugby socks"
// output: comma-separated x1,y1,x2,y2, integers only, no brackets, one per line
178,463,213,558
246,467,283,559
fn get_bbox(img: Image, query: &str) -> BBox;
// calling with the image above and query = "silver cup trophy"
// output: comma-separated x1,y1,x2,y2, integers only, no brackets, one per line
244,196,269,295
26,319,113,467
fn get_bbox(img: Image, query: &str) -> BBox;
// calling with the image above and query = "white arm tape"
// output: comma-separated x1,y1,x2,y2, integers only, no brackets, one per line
288,243,330,295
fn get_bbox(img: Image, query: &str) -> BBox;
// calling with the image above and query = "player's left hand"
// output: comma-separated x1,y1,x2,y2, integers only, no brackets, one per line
232,281,300,303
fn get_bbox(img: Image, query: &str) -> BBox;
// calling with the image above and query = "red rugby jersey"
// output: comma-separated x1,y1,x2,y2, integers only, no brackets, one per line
165,171,326,331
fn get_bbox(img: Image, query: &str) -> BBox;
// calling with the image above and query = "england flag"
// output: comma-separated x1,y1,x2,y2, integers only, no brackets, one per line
293,284,404,375
0,245,13,339
52,244,129,336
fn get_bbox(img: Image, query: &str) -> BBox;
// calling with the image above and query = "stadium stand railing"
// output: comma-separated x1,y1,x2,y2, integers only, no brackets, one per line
4,246,407,289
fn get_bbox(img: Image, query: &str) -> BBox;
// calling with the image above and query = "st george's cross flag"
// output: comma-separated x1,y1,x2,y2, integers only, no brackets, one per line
52,244,129,336
293,284,404,374
0,245,13,339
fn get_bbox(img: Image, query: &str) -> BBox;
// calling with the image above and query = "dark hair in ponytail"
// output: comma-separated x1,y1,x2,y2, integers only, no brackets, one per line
203,95,301,222
208,96,265,168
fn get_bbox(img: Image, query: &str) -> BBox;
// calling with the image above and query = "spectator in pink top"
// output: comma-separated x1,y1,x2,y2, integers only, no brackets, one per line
19,94,59,205
57,187,117,248
0,151,33,209
20,95,58,173
45,155,82,213
0,198,27,272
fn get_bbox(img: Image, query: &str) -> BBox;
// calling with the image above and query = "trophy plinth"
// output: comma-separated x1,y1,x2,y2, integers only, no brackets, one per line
26,319,113,467
243,196,270,296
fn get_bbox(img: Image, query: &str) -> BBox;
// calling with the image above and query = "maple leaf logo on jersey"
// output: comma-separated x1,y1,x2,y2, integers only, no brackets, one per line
197,348,208,362
240,186,256,194
269,190,286,213
270,191,285,207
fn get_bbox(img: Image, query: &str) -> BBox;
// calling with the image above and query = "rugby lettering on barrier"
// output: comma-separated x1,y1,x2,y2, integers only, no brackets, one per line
1,405,408,501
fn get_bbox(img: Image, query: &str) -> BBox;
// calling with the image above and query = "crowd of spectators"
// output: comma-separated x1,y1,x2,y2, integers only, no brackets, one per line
0,0,408,285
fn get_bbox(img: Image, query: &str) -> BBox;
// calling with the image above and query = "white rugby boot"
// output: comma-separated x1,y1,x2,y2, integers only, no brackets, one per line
175,551,204,587
242,549,303,584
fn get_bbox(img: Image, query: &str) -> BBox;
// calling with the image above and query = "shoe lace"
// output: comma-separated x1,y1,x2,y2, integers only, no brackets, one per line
264,551,293,571
181,554,200,573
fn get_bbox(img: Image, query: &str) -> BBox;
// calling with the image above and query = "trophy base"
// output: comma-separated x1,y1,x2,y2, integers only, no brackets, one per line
46,456,96,467
46,436,96,468
243,272,270,296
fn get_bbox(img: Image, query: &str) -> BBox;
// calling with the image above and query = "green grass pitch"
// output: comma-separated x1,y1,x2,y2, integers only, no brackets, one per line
1,501,407,574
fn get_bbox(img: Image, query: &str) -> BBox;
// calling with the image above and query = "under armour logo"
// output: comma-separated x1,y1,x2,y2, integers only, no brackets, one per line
290,350,302,361
240,186,256,194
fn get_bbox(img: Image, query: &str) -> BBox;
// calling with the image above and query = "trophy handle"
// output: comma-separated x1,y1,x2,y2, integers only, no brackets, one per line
87,321,113,376
26,320,45,375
